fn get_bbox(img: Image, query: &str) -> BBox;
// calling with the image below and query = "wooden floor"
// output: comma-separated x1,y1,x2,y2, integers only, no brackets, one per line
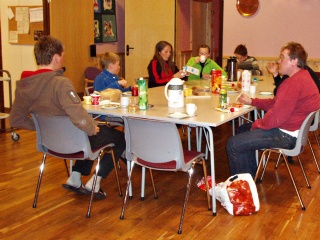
1,122,320,239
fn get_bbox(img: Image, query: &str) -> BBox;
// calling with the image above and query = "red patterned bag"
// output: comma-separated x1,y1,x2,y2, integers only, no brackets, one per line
213,173,259,216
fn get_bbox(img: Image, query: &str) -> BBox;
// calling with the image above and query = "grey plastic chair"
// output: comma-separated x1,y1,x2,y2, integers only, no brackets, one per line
254,111,317,210
120,117,211,234
31,113,122,217
307,110,320,173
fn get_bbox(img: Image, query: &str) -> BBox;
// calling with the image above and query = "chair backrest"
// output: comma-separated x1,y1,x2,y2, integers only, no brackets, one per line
85,86,94,96
309,110,319,132
85,67,101,80
31,113,94,160
283,111,317,156
123,117,185,171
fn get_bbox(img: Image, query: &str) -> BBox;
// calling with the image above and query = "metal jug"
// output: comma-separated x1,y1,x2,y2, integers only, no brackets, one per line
164,78,184,108
227,56,238,82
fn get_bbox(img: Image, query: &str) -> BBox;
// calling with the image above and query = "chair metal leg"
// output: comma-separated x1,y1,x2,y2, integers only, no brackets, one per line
108,148,122,196
281,154,306,210
141,167,146,200
64,159,70,177
120,161,135,220
201,158,211,210
178,162,195,234
308,138,320,173
149,169,158,199
33,154,47,208
86,153,101,218
297,156,311,188
256,150,271,182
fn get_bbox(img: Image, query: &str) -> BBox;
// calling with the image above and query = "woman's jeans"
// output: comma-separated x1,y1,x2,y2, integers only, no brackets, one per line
226,123,297,178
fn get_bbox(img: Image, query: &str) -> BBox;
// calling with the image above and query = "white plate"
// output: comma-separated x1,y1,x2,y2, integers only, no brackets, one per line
101,103,121,109
227,90,239,94
99,100,110,105
168,112,189,119
122,91,132,96
260,91,273,95
243,105,251,109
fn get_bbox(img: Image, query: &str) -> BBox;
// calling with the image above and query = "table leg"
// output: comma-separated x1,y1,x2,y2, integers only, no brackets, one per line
202,126,217,215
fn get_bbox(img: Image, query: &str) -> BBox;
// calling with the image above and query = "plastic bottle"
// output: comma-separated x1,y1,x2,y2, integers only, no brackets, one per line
138,77,148,110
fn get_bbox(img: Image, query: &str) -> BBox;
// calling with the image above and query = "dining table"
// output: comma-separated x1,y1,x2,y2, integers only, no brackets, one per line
82,75,276,215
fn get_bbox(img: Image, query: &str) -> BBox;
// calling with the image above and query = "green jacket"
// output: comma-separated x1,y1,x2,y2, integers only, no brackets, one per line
186,57,227,80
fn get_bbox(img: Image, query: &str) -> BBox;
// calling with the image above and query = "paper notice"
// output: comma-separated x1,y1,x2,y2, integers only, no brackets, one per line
9,31,18,43
7,7,14,20
29,7,43,23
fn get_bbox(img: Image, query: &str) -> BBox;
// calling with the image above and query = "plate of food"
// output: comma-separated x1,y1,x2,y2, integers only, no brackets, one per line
227,90,239,94
168,112,189,119
260,91,273,95
101,102,121,109
122,91,132,96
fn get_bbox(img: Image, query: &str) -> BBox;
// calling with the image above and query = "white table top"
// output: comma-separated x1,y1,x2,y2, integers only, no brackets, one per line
83,76,275,126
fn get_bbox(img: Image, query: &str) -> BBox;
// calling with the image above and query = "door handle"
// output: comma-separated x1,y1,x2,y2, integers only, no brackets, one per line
126,45,134,56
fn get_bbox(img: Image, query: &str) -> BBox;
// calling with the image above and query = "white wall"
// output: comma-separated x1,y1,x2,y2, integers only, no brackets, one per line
1,0,41,107
223,0,320,58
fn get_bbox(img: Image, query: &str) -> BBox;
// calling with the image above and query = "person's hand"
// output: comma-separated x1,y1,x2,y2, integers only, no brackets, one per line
236,93,252,105
266,62,279,77
194,56,200,63
118,79,127,87
173,70,186,78
202,73,211,79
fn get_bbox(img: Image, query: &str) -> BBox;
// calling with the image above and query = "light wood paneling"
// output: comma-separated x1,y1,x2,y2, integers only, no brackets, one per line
50,0,94,93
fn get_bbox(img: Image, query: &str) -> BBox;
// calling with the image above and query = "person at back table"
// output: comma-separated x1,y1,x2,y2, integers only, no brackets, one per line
186,44,226,80
227,42,320,178
147,40,185,88
94,52,131,92
9,36,126,200
234,44,261,76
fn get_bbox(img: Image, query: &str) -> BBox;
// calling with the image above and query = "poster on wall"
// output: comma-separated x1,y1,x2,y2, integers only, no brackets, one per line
94,14,102,43
94,0,102,13
101,0,116,15
102,14,117,42
93,0,117,43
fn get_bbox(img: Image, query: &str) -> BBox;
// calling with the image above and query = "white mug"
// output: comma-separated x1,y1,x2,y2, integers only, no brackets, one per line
121,96,131,107
186,103,197,116
200,55,206,63
83,96,92,105
250,85,256,94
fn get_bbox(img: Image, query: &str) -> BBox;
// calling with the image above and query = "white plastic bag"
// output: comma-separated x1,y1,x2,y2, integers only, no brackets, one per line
211,173,260,216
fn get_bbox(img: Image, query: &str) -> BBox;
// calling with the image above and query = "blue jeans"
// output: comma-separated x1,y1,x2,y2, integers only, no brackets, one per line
226,123,297,178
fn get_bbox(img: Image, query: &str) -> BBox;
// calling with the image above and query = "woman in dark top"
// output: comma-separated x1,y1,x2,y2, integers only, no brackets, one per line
147,41,185,88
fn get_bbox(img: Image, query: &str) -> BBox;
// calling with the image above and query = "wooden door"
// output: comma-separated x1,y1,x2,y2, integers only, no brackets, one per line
49,0,93,93
125,0,175,85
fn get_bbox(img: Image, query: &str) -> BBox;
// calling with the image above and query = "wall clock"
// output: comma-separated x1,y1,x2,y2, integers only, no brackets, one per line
236,0,259,17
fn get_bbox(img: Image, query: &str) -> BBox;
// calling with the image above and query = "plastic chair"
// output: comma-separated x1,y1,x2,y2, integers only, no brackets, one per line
85,86,94,96
307,110,320,173
120,117,211,234
31,113,122,217
84,66,101,91
254,111,317,210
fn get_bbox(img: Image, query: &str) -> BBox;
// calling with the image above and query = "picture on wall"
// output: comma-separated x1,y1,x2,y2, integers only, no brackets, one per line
101,0,116,14
94,14,102,43
94,0,102,13
102,14,117,42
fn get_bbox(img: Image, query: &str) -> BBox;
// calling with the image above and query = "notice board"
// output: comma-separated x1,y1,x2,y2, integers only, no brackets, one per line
8,6,44,45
